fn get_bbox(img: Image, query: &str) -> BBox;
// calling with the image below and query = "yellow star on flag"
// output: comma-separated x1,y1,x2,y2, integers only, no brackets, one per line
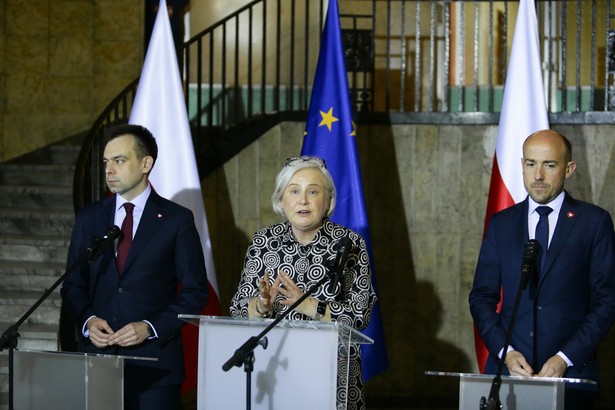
350,121,357,137
319,107,339,132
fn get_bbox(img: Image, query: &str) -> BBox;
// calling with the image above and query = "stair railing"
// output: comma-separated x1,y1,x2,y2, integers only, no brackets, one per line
74,0,613,212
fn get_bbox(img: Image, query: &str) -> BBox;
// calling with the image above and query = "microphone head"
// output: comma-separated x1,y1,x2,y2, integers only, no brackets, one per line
525,239,539,257
87,225,121,263
334,236,353,252
105,225,121,240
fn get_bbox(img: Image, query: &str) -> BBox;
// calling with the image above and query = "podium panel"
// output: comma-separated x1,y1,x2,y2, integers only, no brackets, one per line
180,315,372,410
426,371,596,410
14,349,157,410
459,374,563,410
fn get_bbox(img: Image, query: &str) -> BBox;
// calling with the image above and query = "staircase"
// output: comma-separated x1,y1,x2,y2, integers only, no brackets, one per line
0,139,80,408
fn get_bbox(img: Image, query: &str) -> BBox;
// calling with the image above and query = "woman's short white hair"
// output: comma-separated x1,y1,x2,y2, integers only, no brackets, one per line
271,156,337,218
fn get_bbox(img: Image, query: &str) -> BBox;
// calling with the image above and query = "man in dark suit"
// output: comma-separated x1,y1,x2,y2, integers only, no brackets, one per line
61,124,208,410
469,129,615,409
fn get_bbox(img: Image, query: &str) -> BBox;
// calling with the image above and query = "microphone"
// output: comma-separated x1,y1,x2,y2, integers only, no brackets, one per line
87,225,121,263
328,236,353,293
480,239,541,407
521,239,539,297
521,239,539,276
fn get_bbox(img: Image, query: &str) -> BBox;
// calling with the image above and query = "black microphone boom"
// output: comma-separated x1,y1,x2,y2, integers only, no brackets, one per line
87,225,121,262
480,239,541,409
1,224,120,408
328,236,353,293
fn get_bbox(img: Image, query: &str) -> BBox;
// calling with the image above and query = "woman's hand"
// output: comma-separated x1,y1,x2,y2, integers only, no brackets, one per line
276,269,316,316
255,269,278,314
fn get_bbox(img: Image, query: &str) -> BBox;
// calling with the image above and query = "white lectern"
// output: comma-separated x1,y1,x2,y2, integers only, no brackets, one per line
13,349,157,410
180,315,373,410
426,371,597,410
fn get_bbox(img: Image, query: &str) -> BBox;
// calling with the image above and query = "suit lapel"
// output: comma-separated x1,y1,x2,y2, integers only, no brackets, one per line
96,196,117,261
512,199,534,296
83,196,118,279
509,200,530,256
121,192,167,275
538,193,579,287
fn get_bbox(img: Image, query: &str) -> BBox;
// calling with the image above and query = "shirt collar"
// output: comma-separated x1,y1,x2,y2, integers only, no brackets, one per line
115,184,152,212
282,218,330,246
528,191,565,216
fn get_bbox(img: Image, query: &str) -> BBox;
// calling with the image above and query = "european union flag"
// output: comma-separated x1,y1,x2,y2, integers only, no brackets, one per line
301,0,388,382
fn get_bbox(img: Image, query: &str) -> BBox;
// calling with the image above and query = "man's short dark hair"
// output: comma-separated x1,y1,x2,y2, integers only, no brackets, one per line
103,124,158,163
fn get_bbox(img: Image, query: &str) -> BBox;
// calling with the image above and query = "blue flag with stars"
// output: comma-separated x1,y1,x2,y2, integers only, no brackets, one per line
301,0,388,382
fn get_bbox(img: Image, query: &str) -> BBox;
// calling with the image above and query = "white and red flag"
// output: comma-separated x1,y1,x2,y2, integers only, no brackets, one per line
128,0,221,393
475,0,549,372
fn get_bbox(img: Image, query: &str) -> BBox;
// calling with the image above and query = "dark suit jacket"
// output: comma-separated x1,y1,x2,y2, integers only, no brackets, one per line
469,192,615,382
61,191,208,388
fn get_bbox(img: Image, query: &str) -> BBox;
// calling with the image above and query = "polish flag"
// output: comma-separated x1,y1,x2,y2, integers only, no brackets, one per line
128,0,221,393
475,0,549,372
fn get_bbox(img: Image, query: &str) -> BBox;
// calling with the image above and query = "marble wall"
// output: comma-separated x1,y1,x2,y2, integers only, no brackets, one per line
203,122,615,404
0,0,143,162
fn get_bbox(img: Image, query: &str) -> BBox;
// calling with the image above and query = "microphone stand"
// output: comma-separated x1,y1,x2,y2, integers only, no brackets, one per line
479,256,535,410
0,235,114,410
222,270,336,410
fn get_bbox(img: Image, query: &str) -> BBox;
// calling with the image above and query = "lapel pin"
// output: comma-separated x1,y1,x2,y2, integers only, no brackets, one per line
567,211,575,218
157,213,163,219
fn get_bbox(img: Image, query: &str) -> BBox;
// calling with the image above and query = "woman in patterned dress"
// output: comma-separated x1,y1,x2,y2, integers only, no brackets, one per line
230,156,377,410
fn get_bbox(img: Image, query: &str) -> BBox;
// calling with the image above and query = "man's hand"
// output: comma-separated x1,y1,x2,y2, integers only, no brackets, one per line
537,355,567,378
504,350,535,377
107,322,151,347
86,317,115,348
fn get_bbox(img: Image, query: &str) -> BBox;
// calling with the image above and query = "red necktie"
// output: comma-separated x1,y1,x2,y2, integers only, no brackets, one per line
116,203,134,273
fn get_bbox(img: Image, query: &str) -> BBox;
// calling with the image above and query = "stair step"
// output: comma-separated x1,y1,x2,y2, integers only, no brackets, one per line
0,260,65,276
0,260,65,291
0,209,74,236
0,185,73,210
0,291,62,326
49,145,81,165
0,136,81,410
0,368,5,410
0,235,70,264
0,164,75,187
0,323,59,348
13,339,59,352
